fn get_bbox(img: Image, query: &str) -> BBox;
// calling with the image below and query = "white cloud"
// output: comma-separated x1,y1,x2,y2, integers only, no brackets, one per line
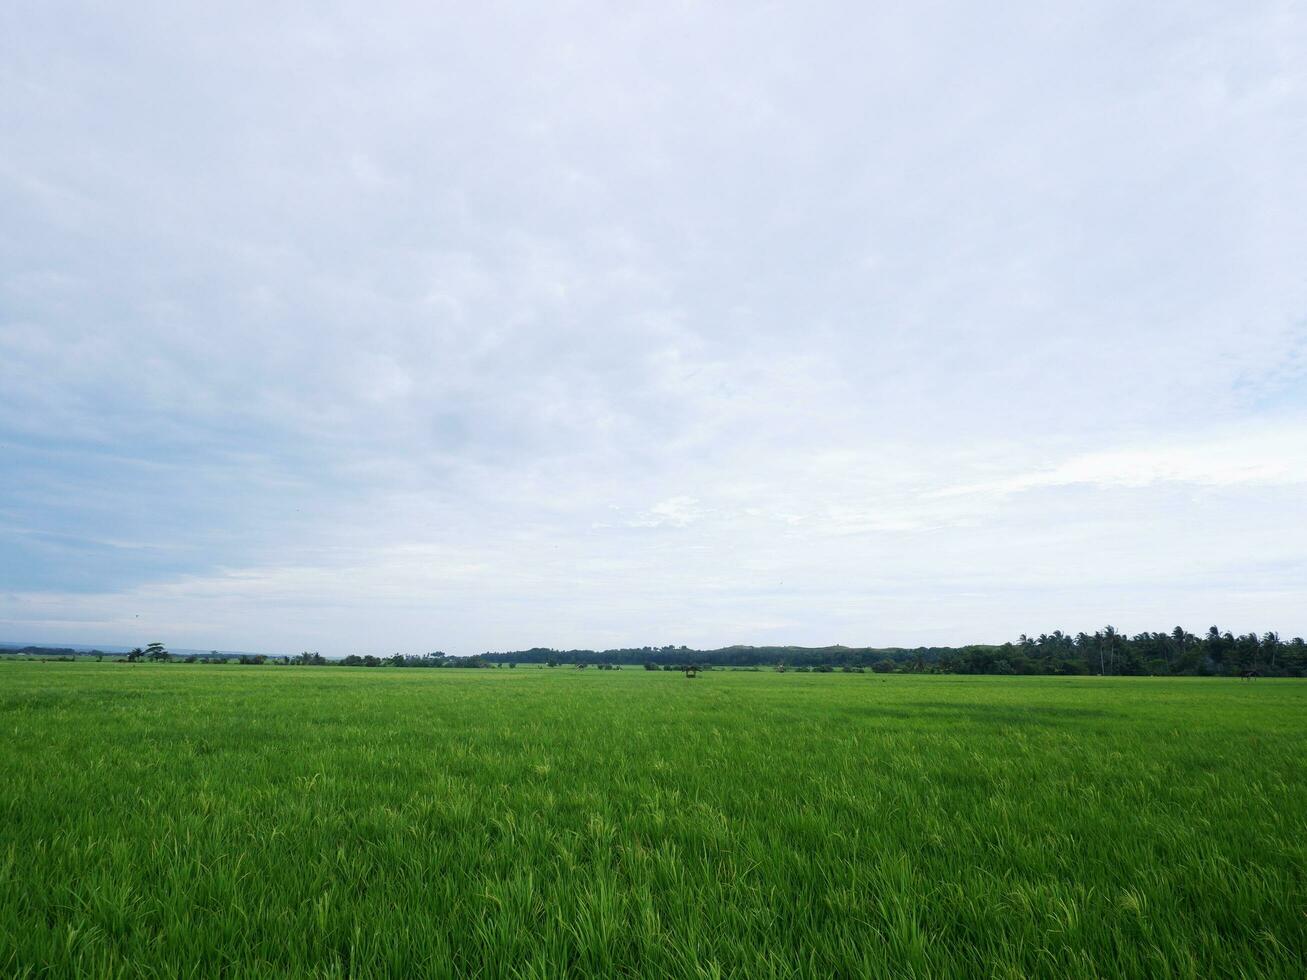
628,496,707,528
935,423,1307,499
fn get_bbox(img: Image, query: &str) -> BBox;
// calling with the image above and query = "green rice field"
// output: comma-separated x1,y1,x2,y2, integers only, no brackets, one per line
1,663,1304,977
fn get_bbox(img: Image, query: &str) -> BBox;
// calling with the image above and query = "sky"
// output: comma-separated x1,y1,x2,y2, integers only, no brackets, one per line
2,2,1306,655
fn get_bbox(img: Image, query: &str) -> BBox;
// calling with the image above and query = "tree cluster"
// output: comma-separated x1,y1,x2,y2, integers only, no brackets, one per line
480,628,1307,676
15,626,1306,677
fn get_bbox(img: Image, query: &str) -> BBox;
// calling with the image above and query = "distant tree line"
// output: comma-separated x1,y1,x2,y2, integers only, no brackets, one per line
0,645,113,658
477,628,1307,676
8,627,1306,676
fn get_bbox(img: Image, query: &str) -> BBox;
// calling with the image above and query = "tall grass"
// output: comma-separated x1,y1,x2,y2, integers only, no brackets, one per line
1,665,1303,977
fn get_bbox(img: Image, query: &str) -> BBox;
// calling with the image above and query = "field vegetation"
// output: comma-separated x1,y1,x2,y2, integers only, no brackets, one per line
1,664,1303,977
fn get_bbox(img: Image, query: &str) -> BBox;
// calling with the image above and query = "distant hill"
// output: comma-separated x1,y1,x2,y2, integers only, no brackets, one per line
0,641,133,655
0,641,270,660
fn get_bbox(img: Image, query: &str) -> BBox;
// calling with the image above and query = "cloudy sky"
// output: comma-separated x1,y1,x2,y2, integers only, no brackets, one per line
3,2,1305,655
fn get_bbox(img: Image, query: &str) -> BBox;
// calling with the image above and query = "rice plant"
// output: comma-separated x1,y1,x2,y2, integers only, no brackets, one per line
1,664,1303,977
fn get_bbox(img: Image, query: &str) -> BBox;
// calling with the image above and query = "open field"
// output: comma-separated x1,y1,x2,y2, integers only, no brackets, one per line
1,665,1304,977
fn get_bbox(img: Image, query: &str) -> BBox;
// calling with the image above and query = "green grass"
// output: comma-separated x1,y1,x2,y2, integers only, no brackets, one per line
1,665,1303,978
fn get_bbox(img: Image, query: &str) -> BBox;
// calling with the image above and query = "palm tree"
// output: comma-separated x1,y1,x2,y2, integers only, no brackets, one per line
1098,626,1119,675
1263,632,1280,671
1170,626,1187,669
